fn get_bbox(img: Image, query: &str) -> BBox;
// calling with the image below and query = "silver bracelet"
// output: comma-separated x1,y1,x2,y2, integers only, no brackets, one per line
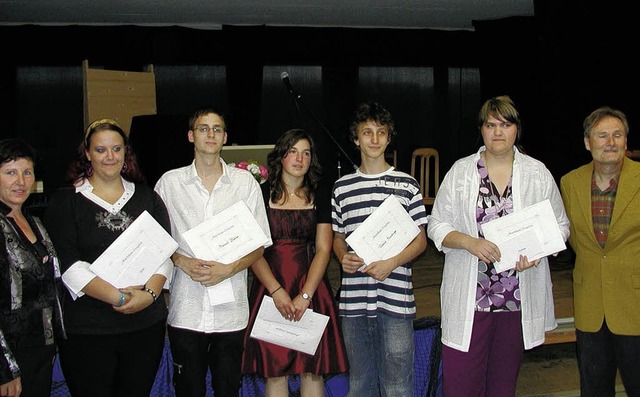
115,292,126,307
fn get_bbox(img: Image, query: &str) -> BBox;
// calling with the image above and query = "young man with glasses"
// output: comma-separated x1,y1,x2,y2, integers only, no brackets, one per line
154,107,272,397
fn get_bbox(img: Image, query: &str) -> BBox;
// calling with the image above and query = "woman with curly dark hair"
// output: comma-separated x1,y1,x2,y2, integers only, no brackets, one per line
242,129,348,397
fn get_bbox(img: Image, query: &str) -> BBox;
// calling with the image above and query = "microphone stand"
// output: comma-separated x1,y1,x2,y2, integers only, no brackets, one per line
283,76,357,178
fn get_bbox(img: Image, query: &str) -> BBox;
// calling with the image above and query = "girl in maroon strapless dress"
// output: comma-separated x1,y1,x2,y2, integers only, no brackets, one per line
242,129,348,396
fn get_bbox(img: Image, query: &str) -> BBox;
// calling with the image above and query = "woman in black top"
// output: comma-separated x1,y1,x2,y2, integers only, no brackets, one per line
0,138,65,397
44,119,173,397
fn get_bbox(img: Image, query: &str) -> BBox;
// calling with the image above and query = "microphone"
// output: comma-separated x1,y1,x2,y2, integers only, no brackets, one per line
280,72,298,97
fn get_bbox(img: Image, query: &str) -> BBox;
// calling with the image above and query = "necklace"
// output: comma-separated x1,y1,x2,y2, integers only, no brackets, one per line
284,183,300,197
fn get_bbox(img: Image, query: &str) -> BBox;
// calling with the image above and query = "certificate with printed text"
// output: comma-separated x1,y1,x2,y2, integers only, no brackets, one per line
481,199,566,272
346,195,420,268
181,201,270,306
249,295,329,356
89,210,178,289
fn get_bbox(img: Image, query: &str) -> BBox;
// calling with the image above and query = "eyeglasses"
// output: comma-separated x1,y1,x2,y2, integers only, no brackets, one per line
195,125,225,134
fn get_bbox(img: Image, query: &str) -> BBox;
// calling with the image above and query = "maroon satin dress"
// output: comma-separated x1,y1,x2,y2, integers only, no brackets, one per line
242,207,349,377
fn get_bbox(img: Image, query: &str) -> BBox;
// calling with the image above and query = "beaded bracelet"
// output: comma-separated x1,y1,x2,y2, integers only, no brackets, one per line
144,287,158,301
269,286,282,296
115,292,126,307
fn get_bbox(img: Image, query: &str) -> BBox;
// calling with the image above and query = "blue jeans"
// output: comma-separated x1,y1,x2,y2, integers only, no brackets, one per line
341,315,414,397
576,320,640,397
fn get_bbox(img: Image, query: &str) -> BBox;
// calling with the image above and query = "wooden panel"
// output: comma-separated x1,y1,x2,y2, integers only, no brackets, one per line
544,320,576,344
83,60,157,135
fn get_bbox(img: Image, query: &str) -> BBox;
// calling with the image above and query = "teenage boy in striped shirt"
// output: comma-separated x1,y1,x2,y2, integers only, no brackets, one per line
331,101,428,397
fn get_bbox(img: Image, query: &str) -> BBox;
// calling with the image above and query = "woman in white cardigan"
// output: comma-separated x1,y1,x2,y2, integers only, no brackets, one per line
427,96,570,397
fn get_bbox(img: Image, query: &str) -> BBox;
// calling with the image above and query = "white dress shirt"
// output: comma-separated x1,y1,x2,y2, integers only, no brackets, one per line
154,159,272,333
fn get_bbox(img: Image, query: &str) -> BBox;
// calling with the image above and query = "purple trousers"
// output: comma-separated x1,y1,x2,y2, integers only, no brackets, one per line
442,310,523,397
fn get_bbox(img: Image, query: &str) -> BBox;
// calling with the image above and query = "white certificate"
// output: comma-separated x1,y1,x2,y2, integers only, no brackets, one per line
249,295,329,356
89,210,178,289
181,201,270,306
481,199,566,272
346,195,420,268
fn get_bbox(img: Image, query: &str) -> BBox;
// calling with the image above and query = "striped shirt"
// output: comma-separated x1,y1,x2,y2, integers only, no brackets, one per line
331,167,427,319
591,174,618,248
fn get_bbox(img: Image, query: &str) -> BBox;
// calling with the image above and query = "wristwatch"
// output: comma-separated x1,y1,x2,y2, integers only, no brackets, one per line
301,292,312,301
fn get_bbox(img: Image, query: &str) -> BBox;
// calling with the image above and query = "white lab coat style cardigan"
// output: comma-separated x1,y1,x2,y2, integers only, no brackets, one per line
427,146,570,352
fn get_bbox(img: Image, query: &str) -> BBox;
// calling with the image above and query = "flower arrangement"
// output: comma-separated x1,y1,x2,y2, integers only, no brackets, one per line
232,160,268,184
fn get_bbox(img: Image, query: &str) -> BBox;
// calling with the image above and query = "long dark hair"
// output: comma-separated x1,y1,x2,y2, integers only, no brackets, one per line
66,119,146,185
267,129,322,204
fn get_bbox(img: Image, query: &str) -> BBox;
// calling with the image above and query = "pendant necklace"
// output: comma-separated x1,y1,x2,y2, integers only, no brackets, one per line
284,184,299,197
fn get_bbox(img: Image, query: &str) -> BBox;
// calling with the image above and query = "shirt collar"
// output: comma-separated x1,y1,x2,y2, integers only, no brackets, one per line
75,177,135,193
185,158,233,185
75,177,136,214
476,145,522,163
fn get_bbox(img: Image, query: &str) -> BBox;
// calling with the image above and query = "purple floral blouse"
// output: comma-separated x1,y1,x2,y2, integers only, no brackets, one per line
475,158,521,312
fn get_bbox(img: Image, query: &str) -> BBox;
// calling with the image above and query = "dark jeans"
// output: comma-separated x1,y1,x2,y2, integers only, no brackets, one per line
58,320,166,397
167,325,245,397
576,320,640,397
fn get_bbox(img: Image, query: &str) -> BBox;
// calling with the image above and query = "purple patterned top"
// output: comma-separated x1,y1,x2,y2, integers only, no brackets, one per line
475,157,521,312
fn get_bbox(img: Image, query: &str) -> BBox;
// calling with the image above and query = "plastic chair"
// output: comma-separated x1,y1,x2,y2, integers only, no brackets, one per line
410,148,440,206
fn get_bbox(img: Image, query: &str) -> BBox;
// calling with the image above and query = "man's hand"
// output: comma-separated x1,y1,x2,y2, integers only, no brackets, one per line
339,251,365,274
361,258,395,281
190,261,232,287
174,255,203,278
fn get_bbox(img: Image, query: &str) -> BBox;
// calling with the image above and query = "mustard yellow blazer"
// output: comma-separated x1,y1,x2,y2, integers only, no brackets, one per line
560,157,640,335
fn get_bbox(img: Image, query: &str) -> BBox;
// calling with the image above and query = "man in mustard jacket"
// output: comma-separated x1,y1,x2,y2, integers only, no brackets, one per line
560,106,640,397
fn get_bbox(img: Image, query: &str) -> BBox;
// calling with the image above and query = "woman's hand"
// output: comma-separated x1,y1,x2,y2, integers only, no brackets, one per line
113,286,153,314
291,294,311,321
1,377,21,397
271,288,296,321
467,237,501,264
515,255,540,272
